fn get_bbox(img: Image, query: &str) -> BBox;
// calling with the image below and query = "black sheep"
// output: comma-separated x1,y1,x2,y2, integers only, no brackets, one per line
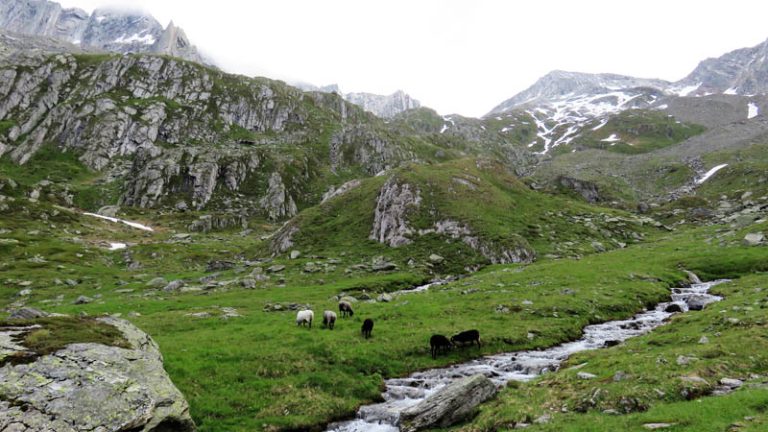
451,329,481,347
361,318,374,339
338,300,354,318
430,334,452,359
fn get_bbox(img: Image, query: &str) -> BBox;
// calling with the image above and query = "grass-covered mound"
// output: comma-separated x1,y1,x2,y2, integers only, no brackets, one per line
272,158,660,274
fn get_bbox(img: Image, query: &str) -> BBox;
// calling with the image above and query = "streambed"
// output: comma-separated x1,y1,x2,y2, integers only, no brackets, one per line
328,279,727,432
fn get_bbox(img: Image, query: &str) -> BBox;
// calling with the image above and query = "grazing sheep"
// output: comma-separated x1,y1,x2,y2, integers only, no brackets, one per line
338,300,354,318
430,334,452,359
361,318,374,339
296,310,314,329
323,310,337,330
451,329,481,347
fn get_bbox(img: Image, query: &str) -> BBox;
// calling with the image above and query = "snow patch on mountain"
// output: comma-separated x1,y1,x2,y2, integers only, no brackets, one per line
114,32,155,45
748,102,759,119
695,164,728,184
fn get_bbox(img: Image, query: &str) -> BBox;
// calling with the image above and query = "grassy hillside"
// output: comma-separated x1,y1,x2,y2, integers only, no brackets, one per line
3,147,767,430
276,158,661,274
567,110,706,155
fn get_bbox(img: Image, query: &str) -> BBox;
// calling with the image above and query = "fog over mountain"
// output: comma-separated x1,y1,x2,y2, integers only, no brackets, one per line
51,0,768,117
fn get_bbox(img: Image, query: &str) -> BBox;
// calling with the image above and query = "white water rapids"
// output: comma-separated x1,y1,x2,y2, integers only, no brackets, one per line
327,279,727,432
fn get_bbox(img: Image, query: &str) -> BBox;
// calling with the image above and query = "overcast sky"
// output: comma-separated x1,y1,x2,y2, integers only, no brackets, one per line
58,0,768,117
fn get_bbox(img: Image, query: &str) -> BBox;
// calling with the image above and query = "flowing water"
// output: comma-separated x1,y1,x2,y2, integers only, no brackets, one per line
327,279,727,432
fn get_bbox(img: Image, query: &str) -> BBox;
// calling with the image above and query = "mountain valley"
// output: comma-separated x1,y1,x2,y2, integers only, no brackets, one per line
1,2,767,432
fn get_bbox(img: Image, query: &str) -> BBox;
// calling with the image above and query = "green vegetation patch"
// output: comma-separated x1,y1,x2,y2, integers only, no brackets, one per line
574,110,706,154
0,316,129,365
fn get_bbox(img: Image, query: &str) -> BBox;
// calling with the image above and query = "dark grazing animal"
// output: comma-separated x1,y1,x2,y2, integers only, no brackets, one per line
361,318,374,339
451,329,481,347
430,334,452,359
338,300,354,318
323,310,337,330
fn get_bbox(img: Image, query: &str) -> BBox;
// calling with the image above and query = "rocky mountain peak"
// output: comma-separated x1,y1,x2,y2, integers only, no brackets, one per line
488,70,670,115
676,37,768,96
294,82,420,118
0,0,208,64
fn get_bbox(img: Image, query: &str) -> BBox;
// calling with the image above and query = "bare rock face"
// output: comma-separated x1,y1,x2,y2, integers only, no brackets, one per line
259,172,298,221
370,177,421,247
0,51,407,214
557,176,601,203
0,316,195,432
426,219,535,264
399,374,497,432
270,224,299,254
0,0,207,64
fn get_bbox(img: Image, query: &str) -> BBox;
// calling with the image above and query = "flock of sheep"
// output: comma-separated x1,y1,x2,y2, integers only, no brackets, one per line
296,300,481,356
295,300,374,338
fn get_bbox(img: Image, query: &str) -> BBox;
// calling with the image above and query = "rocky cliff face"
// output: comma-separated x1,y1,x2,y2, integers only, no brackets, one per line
369,177,422,247
676,37,768,96
0,51,412,216
0,0,207,64
0,316,195,432
344,90,421,118
295,83,421,118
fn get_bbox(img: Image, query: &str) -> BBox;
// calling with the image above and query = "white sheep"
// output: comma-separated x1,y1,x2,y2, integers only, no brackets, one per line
296,309,314,329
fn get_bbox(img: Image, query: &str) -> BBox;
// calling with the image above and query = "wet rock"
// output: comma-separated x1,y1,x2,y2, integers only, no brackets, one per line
399,374,497,432
0,317,195,432
686,295,713,311
664,303,684,313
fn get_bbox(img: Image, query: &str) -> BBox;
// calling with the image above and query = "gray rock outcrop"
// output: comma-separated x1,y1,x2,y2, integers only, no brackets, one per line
557,176,602,203
399,374,497,431
343,90,421,118
0,51,408,215
259,172,297,221
370,177,422,247
0,316,195,432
